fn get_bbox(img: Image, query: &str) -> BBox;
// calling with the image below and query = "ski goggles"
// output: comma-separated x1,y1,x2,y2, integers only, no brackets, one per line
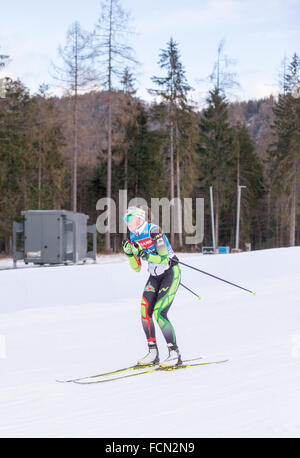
123,207,146,223
124,213,136,223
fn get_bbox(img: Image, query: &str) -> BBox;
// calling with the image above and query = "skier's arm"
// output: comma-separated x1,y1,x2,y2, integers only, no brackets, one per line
146,227,169,265
129,255,142,272
122,239,141,272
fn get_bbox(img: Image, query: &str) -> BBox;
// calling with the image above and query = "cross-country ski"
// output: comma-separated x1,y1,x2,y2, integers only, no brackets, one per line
56,357,203,383
73,360,229,385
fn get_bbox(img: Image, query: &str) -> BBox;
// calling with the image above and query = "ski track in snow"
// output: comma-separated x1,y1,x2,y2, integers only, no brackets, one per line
0,248,300,437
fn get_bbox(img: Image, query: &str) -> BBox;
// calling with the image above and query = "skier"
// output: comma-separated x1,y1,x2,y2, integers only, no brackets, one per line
122,206,182,367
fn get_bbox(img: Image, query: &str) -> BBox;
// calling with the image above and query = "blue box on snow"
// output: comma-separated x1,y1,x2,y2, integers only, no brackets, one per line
218,246,230,254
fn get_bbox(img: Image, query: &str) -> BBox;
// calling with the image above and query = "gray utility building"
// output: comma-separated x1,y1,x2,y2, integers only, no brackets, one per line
13,210,97,267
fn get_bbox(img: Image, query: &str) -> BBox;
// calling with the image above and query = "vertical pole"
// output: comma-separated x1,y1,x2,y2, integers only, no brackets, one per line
235,186,241,250
93,226,97,263
13,222,17,268
210,186,216,253
235,186,246,250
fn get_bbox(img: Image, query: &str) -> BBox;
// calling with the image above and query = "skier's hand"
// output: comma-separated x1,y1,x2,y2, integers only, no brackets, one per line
169,255,179,267
132,242,144,258
122,240,133,256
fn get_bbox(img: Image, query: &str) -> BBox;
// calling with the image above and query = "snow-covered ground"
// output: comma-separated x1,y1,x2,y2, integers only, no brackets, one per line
0,247,300,438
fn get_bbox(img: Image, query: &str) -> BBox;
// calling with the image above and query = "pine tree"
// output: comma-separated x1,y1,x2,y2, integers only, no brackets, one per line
126,102,164,200
198,87,235,247
119,67,137,191
121,67,136,96
0,79,68,252
268,53,300,246
150,38,192,246
232,123,265,248
30,85,68,210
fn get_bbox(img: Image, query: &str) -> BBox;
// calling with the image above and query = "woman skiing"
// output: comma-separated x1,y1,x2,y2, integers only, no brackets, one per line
122,206,182,368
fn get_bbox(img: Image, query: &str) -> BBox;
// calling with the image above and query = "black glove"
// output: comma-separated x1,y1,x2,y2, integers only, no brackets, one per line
169,255,179,266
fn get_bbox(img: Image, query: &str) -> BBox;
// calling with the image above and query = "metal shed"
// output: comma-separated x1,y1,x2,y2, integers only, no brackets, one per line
13,210,97,267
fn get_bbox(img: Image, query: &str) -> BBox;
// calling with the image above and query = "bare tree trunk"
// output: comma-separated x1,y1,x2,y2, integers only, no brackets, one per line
124,149,128,191
105,0,113,251
290,172,297,246
170,116,175,246
73,26,79,213
281,200,287,246
38,130,42,210
215,182,219,248
267,190,271,246
52,20,95,213
38,154,42,209
237,140,240,187
135,164,139,195
235,139,240,248
176,157,183,247
106,90,112,251
175,123,182,247
23,162,28,209
92,0,136,251
9,236,12,256
275,200,279,247
73,91,78,212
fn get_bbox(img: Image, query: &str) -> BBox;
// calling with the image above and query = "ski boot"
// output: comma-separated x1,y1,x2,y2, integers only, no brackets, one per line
137,342,159,366
160,344,182,368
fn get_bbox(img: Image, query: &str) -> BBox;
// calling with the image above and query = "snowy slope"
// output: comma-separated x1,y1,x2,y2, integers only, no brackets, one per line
0,248,300,438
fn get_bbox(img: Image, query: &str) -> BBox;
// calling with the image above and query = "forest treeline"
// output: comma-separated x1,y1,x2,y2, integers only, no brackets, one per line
0,74,298,253
0,2,299,254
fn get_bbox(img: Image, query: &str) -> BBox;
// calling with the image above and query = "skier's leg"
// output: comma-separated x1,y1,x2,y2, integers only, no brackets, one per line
140,277,159,343
153,265,181,346
138,277,160,365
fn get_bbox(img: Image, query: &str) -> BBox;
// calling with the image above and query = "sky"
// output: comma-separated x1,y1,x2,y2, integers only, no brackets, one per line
0,0,299,106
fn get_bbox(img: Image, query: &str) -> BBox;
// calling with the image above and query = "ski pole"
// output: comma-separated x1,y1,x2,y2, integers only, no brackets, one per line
180,282,202,301
178,260,256,296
